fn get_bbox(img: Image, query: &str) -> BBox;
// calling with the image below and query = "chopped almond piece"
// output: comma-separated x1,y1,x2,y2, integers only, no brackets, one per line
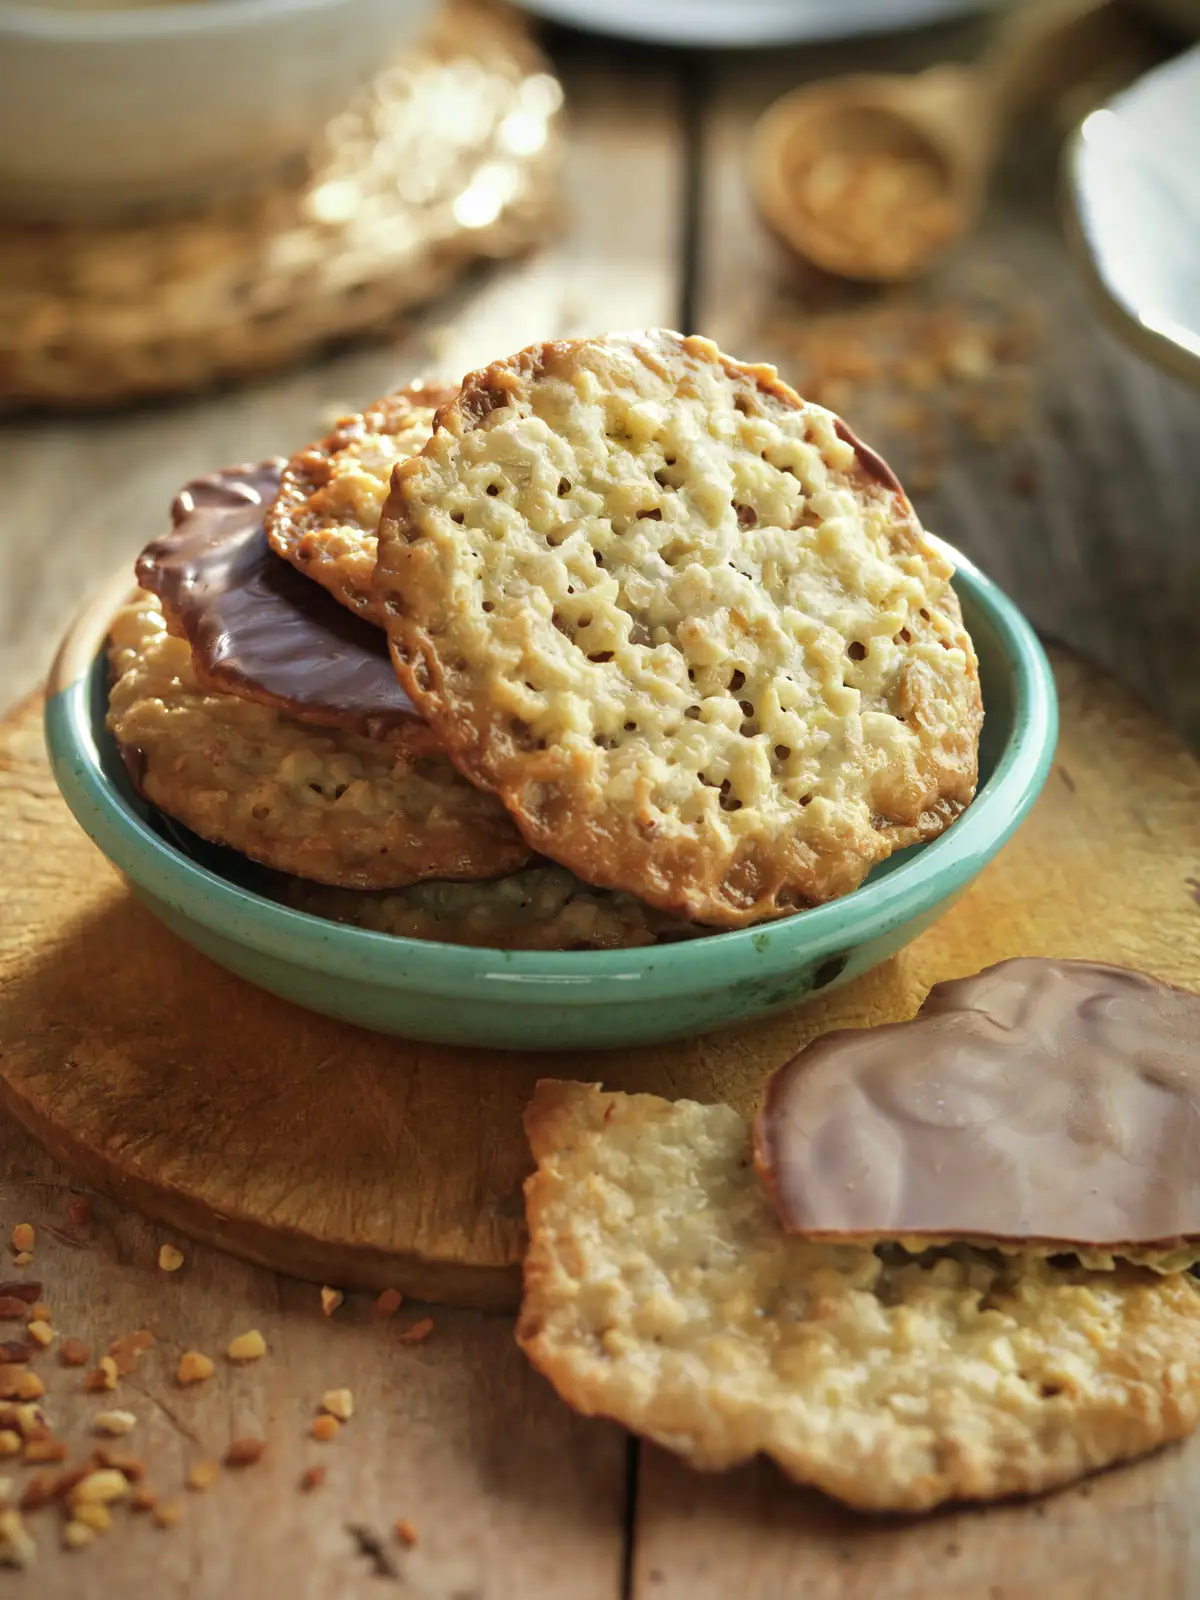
186,1459,219,1492
226,1329,267,1362
15,1404,47,1439
86,1356,119,1392
225,1437,265,1467
153,1499,182,1529
75,1502,110,1534
26,1321,53,1349
62,1520,94,1551
13,1372,43,1402
129,1486,156,1512
60,1338,90,1368
93,1411,136,1437
0,1300,28,1322
394,1518,418,1548
320,1286,343,1316
92,1448,145,1482
320,1388,353,1422
69,1468,129,1505
374,1289,403,1318
311,1414,339,1443
158,1245,184,1273
0,1433,18,1458
299,1465,326,1492
9,1227,33,1257
24,1439,67,1464
398,1317,434,1345
176,1351,214,1386
0,1507,36,1568
67,1198,93,1228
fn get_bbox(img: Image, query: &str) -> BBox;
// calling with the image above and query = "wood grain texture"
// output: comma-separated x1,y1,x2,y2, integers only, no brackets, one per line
0,1112,626,1600
3,648,1198,1318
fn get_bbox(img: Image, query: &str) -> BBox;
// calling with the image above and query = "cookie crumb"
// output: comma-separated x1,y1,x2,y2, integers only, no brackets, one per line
226,1329,267,1362
0,1507,36,1568
24,1439,67,1466
320,1388,353,1422
70,1468,129,1506
75,1502,111,1535
93,1411,137,1437
176,1351,214,1385
129,1486,156,1512
92,1448,145,1482
0,1434,19,1458
300,1465,326,1492
311,1414,339,1443
62,1519,93,1550
9,1227,33,1257
398,1317,434,1345
394,1517,419,1547
60,1338,90,1368
14,1372,43,1402
86,1356,119,1392
153,1499,182,1529
374,1289,403,1318
158,1245,185,1273
14,1404,46,1440
26,1321,53,1349
186,1459,220,1492
225,1437,265,1467
320,1286,344,1317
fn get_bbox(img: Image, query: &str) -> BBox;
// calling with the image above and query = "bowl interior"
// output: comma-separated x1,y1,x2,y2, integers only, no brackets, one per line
84,567,1021,938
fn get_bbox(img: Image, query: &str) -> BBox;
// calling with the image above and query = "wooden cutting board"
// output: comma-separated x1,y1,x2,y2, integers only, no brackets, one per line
1,646,1198,1312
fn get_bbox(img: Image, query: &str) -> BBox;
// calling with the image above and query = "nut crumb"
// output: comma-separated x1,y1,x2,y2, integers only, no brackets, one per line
321,1388,354,1422
226,1329,267,1362
0,1507,36,1568
311,1414,339,1443
225,1437,265,1467
153,1499,182,1529
176,1351,214,1386
24,1438,67,1464
129,1486,156,1512
9,1227,33,1257
158,1244,184,1273
75,1502,110,1534
109,1330,155,1374
0,1433,18,1458
14,1403,46,1440
26,1304,51,1326
12,1255,32,1269
86,1356,119,1392
93,1411,137,1437
398,1317,434,1345
92,1448,146,1482
62,1519,94,1551
67,1198,93,1228
19,1469,59,1510
394,1517,418,1547
374,1289,403,1318
26,1321,53,1349
60,1338,90,1368
70,1468,129,1506
300,1465,326,1492
13,1373,42,1403
320,1286,344,1317
186,1459,220,1492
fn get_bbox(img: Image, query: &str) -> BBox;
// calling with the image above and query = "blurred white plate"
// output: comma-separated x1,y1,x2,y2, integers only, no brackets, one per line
513,0,997,48
1066,45,1200,387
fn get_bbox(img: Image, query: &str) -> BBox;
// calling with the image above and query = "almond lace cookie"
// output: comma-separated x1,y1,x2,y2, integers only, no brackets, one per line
376,330,982,928
266,383,457,626
517,1081,1200,1512
279,864,701,950
106,591,529,889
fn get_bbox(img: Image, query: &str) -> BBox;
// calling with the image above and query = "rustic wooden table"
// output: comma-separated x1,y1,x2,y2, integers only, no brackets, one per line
2,8,1200,1597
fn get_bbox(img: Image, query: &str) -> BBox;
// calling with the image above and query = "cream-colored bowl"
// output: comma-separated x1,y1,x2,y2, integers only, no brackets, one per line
0,0,437,221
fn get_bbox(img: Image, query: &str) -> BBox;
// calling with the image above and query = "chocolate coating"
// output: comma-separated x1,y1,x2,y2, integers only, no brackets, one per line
136,463,426,745
755,958,1200,1250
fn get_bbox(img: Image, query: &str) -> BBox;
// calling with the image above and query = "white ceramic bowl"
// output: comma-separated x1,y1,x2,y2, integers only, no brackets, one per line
0,0,437,221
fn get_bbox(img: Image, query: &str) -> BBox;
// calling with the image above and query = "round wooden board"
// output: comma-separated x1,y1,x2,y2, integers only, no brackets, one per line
2,649,1199,1311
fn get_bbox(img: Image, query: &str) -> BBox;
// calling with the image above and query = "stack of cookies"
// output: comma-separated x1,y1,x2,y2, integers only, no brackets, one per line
108,330,983,950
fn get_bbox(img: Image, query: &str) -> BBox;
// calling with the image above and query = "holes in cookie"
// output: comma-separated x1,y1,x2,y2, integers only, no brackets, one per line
799,793,813,807
733,503,757,530
733,394,754,417
508,717,538,750
557,477,571,496
729,669,746,692
252,804,270,821
623,720,638,733
451,512,465,525
894,628,911,644
588,651,614,664
552,612,570,636
685,706,701,721
1038,1382,1064,1400
719,780,742,813
486,483,500,497
847,641,867,662
773,744,791,764
482,601,495,613
920,608,931,620
637,508,662,521
594,551,605,567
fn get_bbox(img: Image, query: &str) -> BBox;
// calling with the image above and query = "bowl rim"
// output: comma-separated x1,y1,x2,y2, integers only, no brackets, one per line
0,0,393,42
45,544,1058,1004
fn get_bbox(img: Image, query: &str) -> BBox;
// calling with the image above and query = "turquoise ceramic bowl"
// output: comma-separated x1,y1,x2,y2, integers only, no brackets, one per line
45,547,1057,1051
